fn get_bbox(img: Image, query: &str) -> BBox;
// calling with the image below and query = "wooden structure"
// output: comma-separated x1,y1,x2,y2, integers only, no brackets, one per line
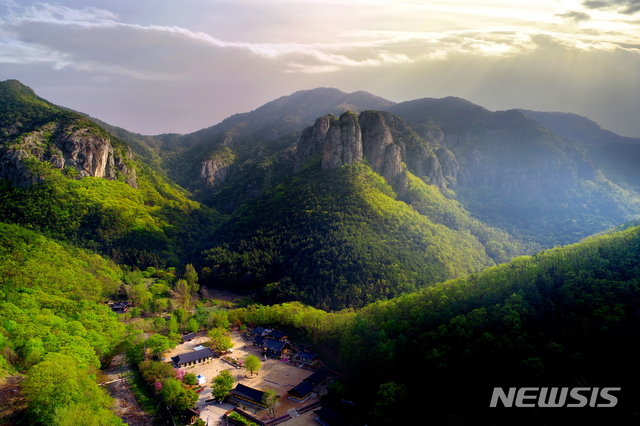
171,348,215,367
229,383,268,409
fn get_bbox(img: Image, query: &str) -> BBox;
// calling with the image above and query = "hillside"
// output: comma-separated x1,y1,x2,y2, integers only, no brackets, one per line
90,88,640,251
200,162,504,310
0,80,221,267
387,98,640,246
197,109,522,310
520,109,640,192
232,221,640,425
155,89,396,198
0,222,126,425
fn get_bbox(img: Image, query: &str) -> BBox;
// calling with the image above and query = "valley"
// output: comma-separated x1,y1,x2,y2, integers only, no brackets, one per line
1,79,640,425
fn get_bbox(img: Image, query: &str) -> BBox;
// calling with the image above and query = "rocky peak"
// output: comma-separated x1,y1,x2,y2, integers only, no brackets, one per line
295,115,332,171
358,111,406,187
322,111,363,170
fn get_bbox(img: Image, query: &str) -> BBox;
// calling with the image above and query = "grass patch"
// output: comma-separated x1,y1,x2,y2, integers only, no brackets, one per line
126,368,161,415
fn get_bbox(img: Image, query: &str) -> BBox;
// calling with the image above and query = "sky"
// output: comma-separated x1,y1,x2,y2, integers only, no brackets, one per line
1,0,639,136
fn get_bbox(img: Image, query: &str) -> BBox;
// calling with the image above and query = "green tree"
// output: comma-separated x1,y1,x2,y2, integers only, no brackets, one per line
211,369,235,400
262,388,279,419
129,282,153,312
168,314,179,335
244,354,261,377
174,307,189,324
160,378,183,406
54,402,124,426
175,279,192,309
208,327,233,352
184,263,199,294
139,360,176,384
22,353,112,424
124,330,147,365
187,317,199,333
160,377,198,410
371,382,408,424
183,372,197,385
174,388,199,410
145,334,172,359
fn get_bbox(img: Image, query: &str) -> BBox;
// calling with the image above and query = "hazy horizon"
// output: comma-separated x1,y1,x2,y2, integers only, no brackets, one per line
1,0,639,136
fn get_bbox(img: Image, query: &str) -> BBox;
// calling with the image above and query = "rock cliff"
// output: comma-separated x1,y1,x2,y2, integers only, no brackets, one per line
358,111,406,189
296,110,458,193
295,115,332,171
322,111,363,170
0,121,137,188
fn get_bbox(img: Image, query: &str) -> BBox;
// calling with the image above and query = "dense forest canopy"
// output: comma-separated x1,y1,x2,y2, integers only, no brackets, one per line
0,223,127,424
230,223,640,425
2,80,640,425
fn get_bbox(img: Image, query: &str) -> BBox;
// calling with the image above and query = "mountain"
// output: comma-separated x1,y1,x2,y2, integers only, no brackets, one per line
153,88,395,204
518,109,640,147
0,80,137,188
386,98,640,246
520,109,640,192
73,84,640,306
197,109,522,310
0,79,221,267
179,87,396,148
4,79,640,306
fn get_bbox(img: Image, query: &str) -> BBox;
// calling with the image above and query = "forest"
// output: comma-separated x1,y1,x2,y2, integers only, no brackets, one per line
2,80,640,425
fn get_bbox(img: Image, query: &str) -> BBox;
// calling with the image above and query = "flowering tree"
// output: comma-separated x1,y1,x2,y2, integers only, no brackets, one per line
175,368,186,381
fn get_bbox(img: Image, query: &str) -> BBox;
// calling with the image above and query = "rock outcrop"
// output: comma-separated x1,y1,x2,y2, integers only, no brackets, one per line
197,146,235,188
0,122,137,188
199,157,231,185
358,111,406,188
295,115,332,171
296,110,423,193
322,112,363,170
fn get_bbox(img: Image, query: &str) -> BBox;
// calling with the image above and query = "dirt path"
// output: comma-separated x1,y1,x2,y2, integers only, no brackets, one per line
103,354,154,426
0,375,26,426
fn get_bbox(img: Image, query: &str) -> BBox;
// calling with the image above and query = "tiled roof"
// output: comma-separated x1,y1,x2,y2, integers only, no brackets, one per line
263,339,286,352
172,348,215,365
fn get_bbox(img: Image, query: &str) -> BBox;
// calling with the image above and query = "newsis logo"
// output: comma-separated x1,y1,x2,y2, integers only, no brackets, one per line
490,387,621,408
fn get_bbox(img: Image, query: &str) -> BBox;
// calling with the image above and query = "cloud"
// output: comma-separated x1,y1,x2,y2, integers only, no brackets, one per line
2,1,637,81
556,11,592,22
2,1,640,136
583,0,640,14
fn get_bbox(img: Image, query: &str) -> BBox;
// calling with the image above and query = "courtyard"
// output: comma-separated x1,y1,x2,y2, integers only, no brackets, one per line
163,329,327,425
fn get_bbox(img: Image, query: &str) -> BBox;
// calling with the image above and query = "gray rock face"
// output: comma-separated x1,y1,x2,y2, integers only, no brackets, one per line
435,148,459,180
322,112,363,169
359,111,406,188
412,149,445,187
359,111,393,170
295,115,332,171
59,129,116,179
0,123,137,188
199,157,231,185
294,110,418,193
